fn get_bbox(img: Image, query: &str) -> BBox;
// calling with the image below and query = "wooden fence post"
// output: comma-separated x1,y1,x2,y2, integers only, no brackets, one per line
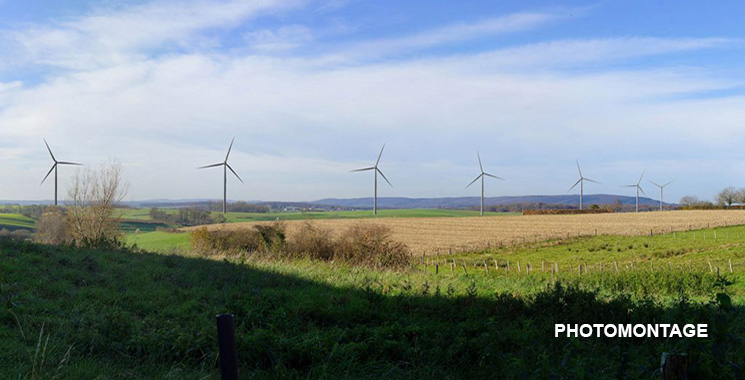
660,352,688,380
216,314,238,380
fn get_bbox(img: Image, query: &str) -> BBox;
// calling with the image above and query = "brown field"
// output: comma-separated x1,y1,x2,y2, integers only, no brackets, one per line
184,210,745,253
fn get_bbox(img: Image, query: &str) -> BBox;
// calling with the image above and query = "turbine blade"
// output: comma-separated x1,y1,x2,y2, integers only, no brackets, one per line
225,137,235,162
350,166,375,172
466,174,482,189
57,161,82,165
377,168,392,187
568,178,582,192
44,139,56,162
375,144,385,167
483,173,504,180
648,180,662,188
575,160,582,177
198,162,224,169
621,184,636,187
226,163,244,184
584,178,600,184
637,170,646,185
477,151,483,173
638,185,646,196
663,179,675,187
40,164,56,185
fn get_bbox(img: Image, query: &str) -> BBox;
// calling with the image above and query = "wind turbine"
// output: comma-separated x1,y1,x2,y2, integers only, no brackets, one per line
351,144,392,215
465,151,504,216
568,160,599,210
198,138,244,214
622,171,646,213
40,139,81,206
649,179,674,212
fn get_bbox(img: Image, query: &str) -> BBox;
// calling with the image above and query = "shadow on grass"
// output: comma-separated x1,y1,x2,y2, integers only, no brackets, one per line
0,239,743,379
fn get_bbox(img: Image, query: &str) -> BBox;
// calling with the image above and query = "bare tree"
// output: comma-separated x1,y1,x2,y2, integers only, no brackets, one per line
738,188,745,205
678,195,701,207
716,186,739,208
66,160,128,248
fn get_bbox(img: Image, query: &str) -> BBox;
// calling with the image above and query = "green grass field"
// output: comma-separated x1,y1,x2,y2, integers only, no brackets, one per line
126,230,190,252
118,207,514,224
2,227,743,379
0,213,35,231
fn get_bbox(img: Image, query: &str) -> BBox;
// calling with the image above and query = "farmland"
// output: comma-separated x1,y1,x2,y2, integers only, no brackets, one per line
5,208,745,378
183,210,745,253
2,222,744,379
0,213,35,231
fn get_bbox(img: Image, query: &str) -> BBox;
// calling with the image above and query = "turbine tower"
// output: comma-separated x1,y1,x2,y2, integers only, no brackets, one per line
198,138,244,214
351,144,392,215
649,179,674,212
568,160,599,210
40,139,81,206
622,171,646,213
465,151,504,216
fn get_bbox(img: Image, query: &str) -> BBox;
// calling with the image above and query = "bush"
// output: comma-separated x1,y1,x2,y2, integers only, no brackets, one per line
34,206,69,245
190,227,265,256
335,224,410,268
0,228,31,241
190,222,410,268
288,222,335,260
254,222,286,252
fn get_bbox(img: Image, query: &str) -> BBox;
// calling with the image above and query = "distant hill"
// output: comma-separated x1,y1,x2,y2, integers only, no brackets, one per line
1,194,671,211
311,194,670,210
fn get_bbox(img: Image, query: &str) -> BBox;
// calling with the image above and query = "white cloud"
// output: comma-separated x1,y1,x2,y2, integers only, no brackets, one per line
0,2,744,202
3,0,306,69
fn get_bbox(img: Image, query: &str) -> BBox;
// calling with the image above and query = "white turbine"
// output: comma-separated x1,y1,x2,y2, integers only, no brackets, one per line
40,139,82,206
568,160,599,210
649,179,674,212
622,171,646,213
465,151,504,216
198,138,244,214
351,144,392,215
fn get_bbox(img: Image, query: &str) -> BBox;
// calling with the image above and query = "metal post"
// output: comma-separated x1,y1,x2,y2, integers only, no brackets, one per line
216,314,238,380
660,352,688,380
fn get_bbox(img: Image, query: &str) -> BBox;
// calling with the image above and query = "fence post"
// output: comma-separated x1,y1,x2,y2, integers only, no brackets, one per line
660,352,688,380
216,314,238,380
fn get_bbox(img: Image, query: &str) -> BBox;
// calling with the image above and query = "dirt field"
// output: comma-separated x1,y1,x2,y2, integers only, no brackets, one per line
184,210,745,253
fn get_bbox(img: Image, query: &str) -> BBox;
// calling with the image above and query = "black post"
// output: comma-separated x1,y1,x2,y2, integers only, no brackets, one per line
217,314,238,380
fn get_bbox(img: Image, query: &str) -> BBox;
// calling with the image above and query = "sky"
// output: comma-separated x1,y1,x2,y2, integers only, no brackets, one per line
1,0,745,203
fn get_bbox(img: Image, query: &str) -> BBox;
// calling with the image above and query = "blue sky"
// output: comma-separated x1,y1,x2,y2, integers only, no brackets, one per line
1,0,745,203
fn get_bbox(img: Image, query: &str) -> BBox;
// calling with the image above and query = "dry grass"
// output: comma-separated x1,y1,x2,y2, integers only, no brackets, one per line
183,210,745,254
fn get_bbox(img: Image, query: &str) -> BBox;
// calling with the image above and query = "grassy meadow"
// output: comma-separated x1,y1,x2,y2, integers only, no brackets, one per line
0,213,35,231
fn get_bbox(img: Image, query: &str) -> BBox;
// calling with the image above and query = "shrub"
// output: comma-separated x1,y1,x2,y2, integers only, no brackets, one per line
335,223,410,268
254,222,286,252
288,222,335,260
34,206,69,245
190,227,264,256
190,222,410,268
